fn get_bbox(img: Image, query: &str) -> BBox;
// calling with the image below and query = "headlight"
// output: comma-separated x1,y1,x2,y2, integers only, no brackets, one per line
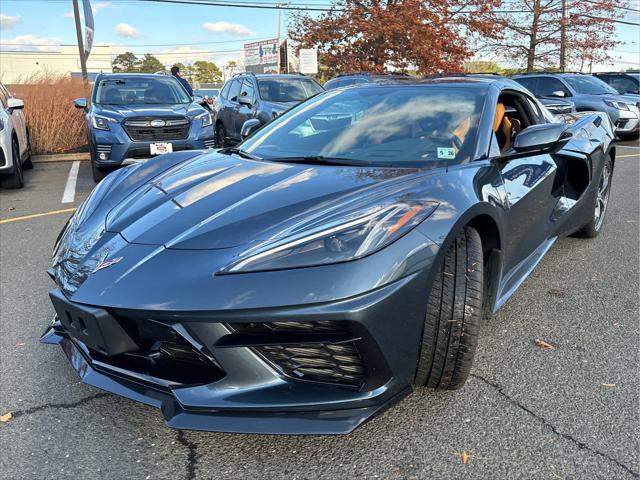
196,112,212,127
604,100,630,111
220,198,438,273
91,114,117,130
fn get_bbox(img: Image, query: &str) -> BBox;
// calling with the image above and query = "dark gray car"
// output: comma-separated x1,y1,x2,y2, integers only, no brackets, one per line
213,73,324,146
512,73,640,137
593,72,640,95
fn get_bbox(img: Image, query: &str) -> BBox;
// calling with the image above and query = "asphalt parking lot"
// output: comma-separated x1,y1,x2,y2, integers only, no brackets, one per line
1,142,638,480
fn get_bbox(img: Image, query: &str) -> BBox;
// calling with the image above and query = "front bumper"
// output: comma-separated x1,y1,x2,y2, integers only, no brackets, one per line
41,268,431,434
614,105,640,134
90,125,215,167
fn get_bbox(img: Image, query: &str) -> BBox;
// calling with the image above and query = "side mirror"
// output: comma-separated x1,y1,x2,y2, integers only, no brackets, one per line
7,98,24,112
512,123,572,155
241,118,262,139
73,98,88,109
238,95,253,107
550,90,567,98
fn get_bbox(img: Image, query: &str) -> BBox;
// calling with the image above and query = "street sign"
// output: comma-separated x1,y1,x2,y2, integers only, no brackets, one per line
299,49,318,74
83,0,94,56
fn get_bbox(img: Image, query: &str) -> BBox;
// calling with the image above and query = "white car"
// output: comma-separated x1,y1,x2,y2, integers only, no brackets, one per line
0,82,32,189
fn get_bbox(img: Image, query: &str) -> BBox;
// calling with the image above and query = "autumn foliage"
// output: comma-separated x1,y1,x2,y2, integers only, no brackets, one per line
289,0,502,76
483,0,626,71
9,73,89,155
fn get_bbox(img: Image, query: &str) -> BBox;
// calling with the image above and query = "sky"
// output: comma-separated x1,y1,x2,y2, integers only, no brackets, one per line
0,0,639,71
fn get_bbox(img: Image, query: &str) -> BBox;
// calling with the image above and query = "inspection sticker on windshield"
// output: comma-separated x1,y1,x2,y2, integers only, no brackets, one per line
437,147,455,160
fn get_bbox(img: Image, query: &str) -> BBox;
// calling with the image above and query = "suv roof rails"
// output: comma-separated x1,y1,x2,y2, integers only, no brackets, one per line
335,72,410,78
512,71,588,76
231,72,256,77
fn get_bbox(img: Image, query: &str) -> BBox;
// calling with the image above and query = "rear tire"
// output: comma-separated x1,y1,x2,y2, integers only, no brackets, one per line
414,226,484,390
574,156,612,238
1,137,24,189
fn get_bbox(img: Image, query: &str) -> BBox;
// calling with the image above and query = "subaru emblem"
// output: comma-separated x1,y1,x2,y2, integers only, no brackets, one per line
150,119,166,128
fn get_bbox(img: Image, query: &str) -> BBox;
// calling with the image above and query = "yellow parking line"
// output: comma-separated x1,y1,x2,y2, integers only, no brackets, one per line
0,208,76,225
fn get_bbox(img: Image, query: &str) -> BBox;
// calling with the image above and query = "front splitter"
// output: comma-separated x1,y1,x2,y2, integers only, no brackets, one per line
41,327,410,435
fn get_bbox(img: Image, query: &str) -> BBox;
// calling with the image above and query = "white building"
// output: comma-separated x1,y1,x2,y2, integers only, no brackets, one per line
0,45,113,84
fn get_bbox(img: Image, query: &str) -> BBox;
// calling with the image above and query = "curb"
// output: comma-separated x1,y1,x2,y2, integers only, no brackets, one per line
33,153,89,163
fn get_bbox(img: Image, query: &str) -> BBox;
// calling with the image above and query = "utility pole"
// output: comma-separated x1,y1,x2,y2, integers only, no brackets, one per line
276,5,282,73
560,0,567,72
72,0,88,83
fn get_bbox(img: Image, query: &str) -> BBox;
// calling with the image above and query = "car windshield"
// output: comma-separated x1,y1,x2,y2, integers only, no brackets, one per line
564,76,618,95
94,77,192,105
241,85,485,167
257,78,324,103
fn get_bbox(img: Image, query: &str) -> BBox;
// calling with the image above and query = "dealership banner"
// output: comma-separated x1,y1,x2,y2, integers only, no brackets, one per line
244,39,280,74
82,0,94,56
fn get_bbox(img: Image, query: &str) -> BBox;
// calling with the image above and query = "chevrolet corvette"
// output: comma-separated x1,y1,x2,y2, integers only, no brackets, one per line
42,77,615,434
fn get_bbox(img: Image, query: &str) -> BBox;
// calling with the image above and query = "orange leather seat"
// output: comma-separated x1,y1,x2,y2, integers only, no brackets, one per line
494,102,513,152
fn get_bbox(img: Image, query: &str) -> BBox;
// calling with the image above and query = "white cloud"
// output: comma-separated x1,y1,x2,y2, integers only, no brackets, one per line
0,14,22,29
115,23,141,38
157,46,218,66
202,21,254,36
0,34,62,52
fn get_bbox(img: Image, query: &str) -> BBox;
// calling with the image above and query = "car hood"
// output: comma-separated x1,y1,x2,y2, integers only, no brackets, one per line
94,102,206,119
102,152,429,250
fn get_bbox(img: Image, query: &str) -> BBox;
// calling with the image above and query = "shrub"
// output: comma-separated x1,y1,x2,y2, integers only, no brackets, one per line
9,73,90,155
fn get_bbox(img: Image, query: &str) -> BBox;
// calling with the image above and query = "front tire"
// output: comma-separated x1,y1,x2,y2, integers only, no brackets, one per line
216,123,228,148
414,226,484,390
23,129,33,170
91,159,108,182
1,137,24,189
575,156,612,238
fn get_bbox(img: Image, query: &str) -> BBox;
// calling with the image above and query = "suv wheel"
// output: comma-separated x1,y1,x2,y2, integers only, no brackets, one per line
1,137,24,189
216,123,228,148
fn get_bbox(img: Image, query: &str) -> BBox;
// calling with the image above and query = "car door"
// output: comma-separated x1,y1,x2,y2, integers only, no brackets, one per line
235,78,257,134
225,79,243,141
491,90,560,275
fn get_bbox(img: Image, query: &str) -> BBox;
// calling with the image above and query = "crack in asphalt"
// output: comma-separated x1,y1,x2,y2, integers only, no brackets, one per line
177,430,198,480
471,374,639,479
6,392,111,419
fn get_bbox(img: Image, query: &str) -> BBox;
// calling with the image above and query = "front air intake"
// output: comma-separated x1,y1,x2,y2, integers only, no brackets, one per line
224,321,366,387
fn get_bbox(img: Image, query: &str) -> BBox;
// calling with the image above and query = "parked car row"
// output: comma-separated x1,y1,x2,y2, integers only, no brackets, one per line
62,69,637,186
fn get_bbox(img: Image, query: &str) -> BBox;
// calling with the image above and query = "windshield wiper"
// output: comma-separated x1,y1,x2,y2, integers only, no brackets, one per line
223,147,262,160
267,155,390,167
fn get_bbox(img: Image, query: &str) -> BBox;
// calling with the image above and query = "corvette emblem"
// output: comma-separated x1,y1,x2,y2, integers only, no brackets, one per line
93,257,123,273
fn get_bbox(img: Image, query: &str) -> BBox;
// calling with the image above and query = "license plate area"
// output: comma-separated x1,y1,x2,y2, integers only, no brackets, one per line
49,289,138,357
150,142,173,155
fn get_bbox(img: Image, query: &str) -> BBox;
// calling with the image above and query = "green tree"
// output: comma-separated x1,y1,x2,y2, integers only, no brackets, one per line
112,52,140,72
138,54,165,73
191,61,223,83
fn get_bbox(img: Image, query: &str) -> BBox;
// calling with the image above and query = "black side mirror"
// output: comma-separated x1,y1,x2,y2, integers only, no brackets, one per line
238,95,253,107
74,98,88,110
241,118,262,139
511,123,572,155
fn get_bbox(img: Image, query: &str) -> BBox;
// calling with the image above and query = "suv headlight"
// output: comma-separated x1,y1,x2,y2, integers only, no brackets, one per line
91,114,117,130
220,197,438,273
604,100,630,111
196,112,212,127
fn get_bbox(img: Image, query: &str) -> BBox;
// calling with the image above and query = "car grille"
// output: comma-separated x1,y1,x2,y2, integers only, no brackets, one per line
226,321,366,387
123,117,190,141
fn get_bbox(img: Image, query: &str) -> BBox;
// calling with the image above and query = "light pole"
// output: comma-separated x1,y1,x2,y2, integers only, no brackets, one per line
72,0,88,82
